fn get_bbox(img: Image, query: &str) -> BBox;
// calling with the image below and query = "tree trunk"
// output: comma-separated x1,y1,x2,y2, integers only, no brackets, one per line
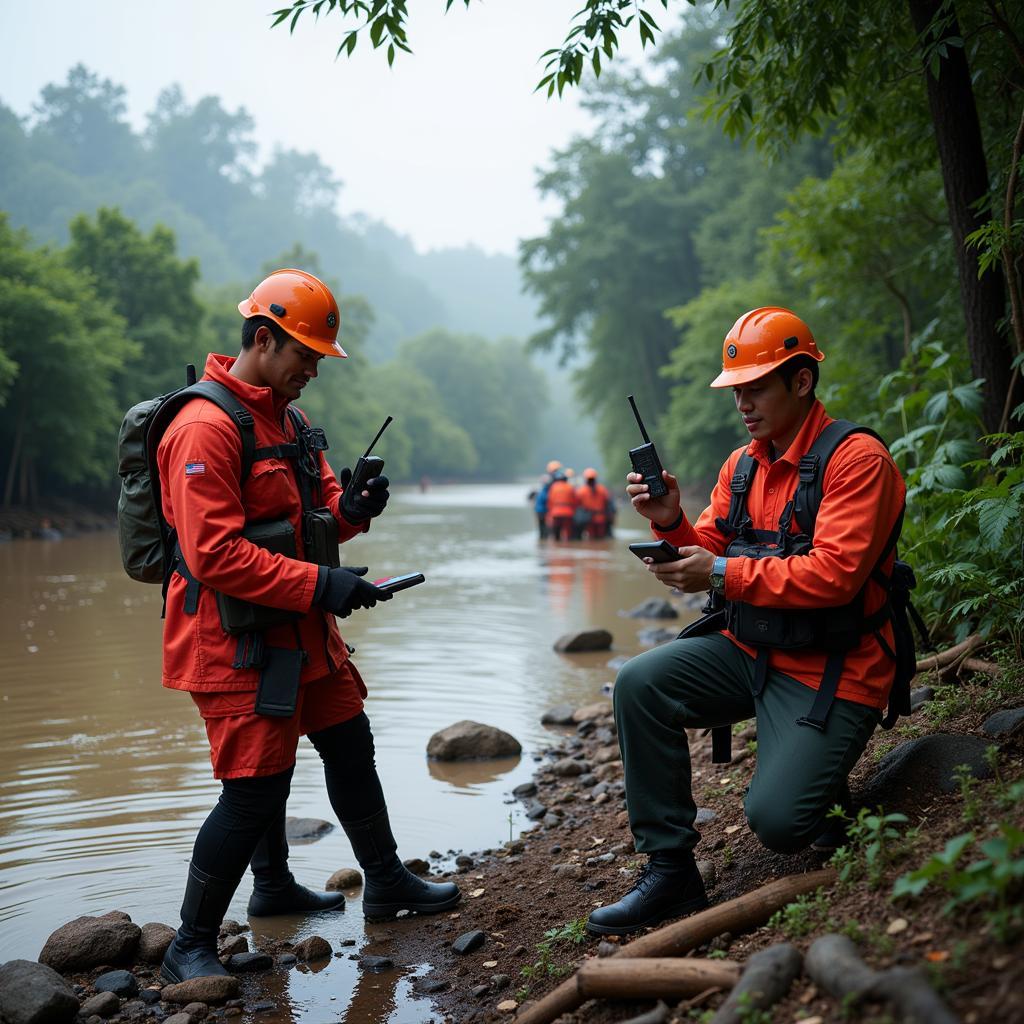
907,0,1016,433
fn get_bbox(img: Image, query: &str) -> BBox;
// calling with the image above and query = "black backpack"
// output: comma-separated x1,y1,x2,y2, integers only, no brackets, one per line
116,365,306,588
680,420,931,762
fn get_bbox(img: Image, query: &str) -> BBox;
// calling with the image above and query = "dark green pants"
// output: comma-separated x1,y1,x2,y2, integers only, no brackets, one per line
613,633,879,855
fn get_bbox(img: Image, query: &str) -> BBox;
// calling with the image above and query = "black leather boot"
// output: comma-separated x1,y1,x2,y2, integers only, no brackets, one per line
342,807,461,921
247,811,346,916
586,851,708,936
161,863,240,982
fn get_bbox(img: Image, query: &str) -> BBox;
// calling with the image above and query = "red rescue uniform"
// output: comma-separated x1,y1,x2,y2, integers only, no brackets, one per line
576,481,610,538
653,400,906,710
545,479,578,540
158,354,368,775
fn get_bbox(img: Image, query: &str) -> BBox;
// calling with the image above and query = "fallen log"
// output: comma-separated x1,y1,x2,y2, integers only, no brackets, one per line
915,634,982,675
708,943,803,1024
805,934,959,1024
575,958,740,1001
516,868,835,1024
959,657,1002,677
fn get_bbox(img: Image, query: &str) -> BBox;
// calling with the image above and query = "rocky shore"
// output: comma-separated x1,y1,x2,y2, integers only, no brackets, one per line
4,629,1022,1024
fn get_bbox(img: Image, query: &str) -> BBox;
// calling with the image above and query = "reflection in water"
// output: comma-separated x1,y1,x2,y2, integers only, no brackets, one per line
0,484,695,1020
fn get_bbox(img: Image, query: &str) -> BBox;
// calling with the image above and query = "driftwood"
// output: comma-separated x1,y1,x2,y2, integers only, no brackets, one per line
516,868,835,1024
614,1000,671,1024
708,943,803,1024
915,634,982,675
805,934,959,1024
576,958,740,1000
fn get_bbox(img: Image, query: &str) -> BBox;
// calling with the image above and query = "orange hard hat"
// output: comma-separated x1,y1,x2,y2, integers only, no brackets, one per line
546,460,562,473
238,268,346,358
583,468,598,480
709,307,824,388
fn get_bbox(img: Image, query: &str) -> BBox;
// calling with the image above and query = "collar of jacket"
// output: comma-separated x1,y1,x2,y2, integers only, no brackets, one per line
203,352,294,425
747,398,832,468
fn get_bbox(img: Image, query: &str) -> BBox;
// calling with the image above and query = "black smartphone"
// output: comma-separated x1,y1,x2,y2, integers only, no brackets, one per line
628,540,681,563
373,572,426,593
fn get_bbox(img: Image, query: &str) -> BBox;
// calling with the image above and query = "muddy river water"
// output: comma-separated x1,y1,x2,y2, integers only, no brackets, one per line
0,483,698,1021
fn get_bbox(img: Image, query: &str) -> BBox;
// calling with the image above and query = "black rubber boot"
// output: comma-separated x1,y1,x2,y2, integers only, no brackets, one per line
342,807,461,921
247,811,346,916
161,863,240,982
810,779,854,852
586,851,708,936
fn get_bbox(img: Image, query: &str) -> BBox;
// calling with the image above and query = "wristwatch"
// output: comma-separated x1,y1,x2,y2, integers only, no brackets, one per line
709,556,728,595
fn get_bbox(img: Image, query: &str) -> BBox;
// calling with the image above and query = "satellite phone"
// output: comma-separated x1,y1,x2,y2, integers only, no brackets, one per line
627,395,668,498
350,416,393,494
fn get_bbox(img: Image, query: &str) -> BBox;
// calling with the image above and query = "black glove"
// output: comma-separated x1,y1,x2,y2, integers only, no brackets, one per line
338,466,390,524
316,565,392,618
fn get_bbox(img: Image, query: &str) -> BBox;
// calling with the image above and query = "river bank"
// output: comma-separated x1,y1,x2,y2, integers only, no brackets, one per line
21,647,1022,1024
0,501,115,540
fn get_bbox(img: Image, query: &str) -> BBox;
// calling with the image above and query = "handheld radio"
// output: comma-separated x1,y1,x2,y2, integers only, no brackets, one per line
350,416,393,495
627,395,668,498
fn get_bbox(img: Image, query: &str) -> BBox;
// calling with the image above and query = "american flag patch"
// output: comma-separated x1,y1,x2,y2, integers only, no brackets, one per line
185,462,206,476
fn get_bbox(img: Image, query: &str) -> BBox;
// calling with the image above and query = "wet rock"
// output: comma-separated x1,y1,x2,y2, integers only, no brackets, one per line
554,629,613,653
862,734,993,806
452,930,487,955
695,807,717,826
160,977,240,1004
277,953,297,966
697,860,717,888
294,936,333,962
219,919,247,936
164,1014,193,1024
594,761,623,781
38,915,141,972
637,626,677,647
137,922,176,964
181,1002,209,1018
577,773,597,788
139,988,161,1005
594,744,620,764
573,702,611,723
512,781,538,799
455,854,474,868
218,934,249,957
551,757,589,777
284,817,333,842
359,955,395,972
623,597,678,619
427,721,522,760
404,857,430,875
542,812,563,828
909,686,935,712
326,867,362,890
540,705,576,726
0,960,78,1024
982,706,1024,736
472,984,490,998
80,992,120,1019
414,977,450,994
227,951,272,972
594,726,616,744
94,970,138,998
522,798,548,821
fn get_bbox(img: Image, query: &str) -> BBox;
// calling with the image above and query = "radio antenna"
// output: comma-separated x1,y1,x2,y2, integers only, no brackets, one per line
627,395,651,444
363,416,393,458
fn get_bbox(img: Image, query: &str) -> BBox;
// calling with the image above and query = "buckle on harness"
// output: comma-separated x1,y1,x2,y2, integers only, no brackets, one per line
233,408,255,429
302,427,329,452
730,472,749,494
798,454,819,483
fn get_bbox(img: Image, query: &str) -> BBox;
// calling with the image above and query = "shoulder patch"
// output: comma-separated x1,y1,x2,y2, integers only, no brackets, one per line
185,461,206,476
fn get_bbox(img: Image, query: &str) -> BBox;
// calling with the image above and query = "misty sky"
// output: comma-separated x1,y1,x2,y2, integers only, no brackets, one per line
0,0,662,255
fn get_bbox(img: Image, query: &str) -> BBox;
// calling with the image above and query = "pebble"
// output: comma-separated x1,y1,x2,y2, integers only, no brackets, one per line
452,930,487,955
227,951,272,972
497,999,518,1012
182,1001,209,1017
139,988,161,1005
472,984,489,998
482,960,498,968
80,991,121,1018
491,973,510,989
218,934,248,957
551,863,584,879
164,1014,193,1024
886,918,909,935
326,867,362,890
512,782,538,799
359,955,395,972
277,953,297,966
414,977,451,994
94,969,139,998
455,854,475,867
294,936,333,962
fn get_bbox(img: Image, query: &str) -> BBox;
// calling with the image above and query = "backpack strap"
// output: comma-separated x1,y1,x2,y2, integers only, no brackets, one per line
792,420,886,536
185,380,258,484
715,450,758,538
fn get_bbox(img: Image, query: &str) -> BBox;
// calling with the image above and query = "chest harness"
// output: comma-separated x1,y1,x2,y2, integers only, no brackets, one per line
682,420,924,762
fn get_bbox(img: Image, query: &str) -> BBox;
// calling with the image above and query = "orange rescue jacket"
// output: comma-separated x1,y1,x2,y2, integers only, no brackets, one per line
654,400,906,710
577,482,610,520
545,480,578,521
157,353,367,692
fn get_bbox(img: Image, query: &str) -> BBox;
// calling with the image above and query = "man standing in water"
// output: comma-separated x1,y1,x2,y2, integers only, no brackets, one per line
587,307,905,936
158,269,459,982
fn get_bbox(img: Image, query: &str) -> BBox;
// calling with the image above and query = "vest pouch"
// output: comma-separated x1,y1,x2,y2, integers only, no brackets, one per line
727,601,817,648
303,507,340,568
216,519,304,636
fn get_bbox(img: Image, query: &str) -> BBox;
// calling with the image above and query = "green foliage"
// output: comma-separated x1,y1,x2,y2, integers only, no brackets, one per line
829,807,909,886
767,889,828,938
893,823,1024,942
518,916,590,994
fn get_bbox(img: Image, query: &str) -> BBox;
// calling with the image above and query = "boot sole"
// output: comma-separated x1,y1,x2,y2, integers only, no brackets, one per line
363,892,462,922
585,894,709,936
